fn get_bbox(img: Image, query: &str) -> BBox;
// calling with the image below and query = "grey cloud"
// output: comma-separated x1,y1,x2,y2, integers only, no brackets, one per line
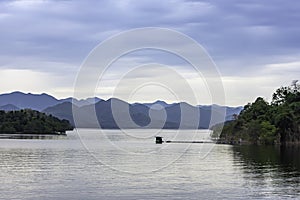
0,0,299,105
1,0,299,64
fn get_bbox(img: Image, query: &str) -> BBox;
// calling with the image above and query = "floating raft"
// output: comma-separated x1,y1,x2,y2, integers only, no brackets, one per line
165,140,215,144
156,136,163,144
155,136,215,144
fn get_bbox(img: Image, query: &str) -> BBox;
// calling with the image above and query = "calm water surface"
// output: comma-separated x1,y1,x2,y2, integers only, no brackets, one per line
0,129,299,200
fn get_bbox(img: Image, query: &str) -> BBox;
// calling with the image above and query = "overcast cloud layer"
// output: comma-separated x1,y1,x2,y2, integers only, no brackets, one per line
0,0,299,106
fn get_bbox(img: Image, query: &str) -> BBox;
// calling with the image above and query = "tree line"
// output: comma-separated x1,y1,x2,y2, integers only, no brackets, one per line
0,109,73,134
213,82,300,145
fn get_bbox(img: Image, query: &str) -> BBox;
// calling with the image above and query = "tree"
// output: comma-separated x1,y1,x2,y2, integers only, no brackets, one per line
259,121,277,145
0,109,73,134
272,81,300,106
215,82,300,145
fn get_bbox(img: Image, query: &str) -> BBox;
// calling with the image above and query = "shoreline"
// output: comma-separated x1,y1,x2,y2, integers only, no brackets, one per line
215,139,300,146
0,132,67,136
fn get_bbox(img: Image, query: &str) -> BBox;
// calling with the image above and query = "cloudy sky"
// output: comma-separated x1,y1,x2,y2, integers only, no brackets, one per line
0,0,299,106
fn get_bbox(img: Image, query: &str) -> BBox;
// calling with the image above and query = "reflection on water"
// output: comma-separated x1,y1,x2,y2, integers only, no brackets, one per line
232,145,300,198
0,129,299,200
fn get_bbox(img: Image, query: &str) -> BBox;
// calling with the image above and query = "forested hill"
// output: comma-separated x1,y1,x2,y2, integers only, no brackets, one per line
213,83,300,145
0,109,73,134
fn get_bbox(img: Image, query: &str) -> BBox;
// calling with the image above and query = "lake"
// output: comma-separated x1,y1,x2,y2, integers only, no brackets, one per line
0,129,299,200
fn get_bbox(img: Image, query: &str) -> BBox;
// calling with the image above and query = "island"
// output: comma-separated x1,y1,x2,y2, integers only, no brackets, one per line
212,82,300,145
0,109,73,135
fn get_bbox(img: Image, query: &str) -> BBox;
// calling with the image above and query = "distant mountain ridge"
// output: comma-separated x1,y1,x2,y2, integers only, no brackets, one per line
0,104,20,111
60,97,103,107
0,91,243,129
142,100,174,109
0,92,58,111
0,91,103,111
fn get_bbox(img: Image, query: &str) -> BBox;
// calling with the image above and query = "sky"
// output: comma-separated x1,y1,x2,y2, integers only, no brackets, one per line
0,0,299,106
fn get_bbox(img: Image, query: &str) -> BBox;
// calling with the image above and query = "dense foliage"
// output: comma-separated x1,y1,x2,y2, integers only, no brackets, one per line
215,83,300,145
0,109,73,134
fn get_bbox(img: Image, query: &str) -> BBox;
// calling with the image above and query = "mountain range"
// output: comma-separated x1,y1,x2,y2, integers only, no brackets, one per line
0,91,243,129
0,91,103,110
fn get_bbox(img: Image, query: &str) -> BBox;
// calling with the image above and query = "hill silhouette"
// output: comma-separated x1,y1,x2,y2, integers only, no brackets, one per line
1,91,243,129
0,109,73,134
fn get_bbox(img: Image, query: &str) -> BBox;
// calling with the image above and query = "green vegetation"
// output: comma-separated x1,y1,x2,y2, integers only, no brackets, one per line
214,82,300,145
0,109,73,134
